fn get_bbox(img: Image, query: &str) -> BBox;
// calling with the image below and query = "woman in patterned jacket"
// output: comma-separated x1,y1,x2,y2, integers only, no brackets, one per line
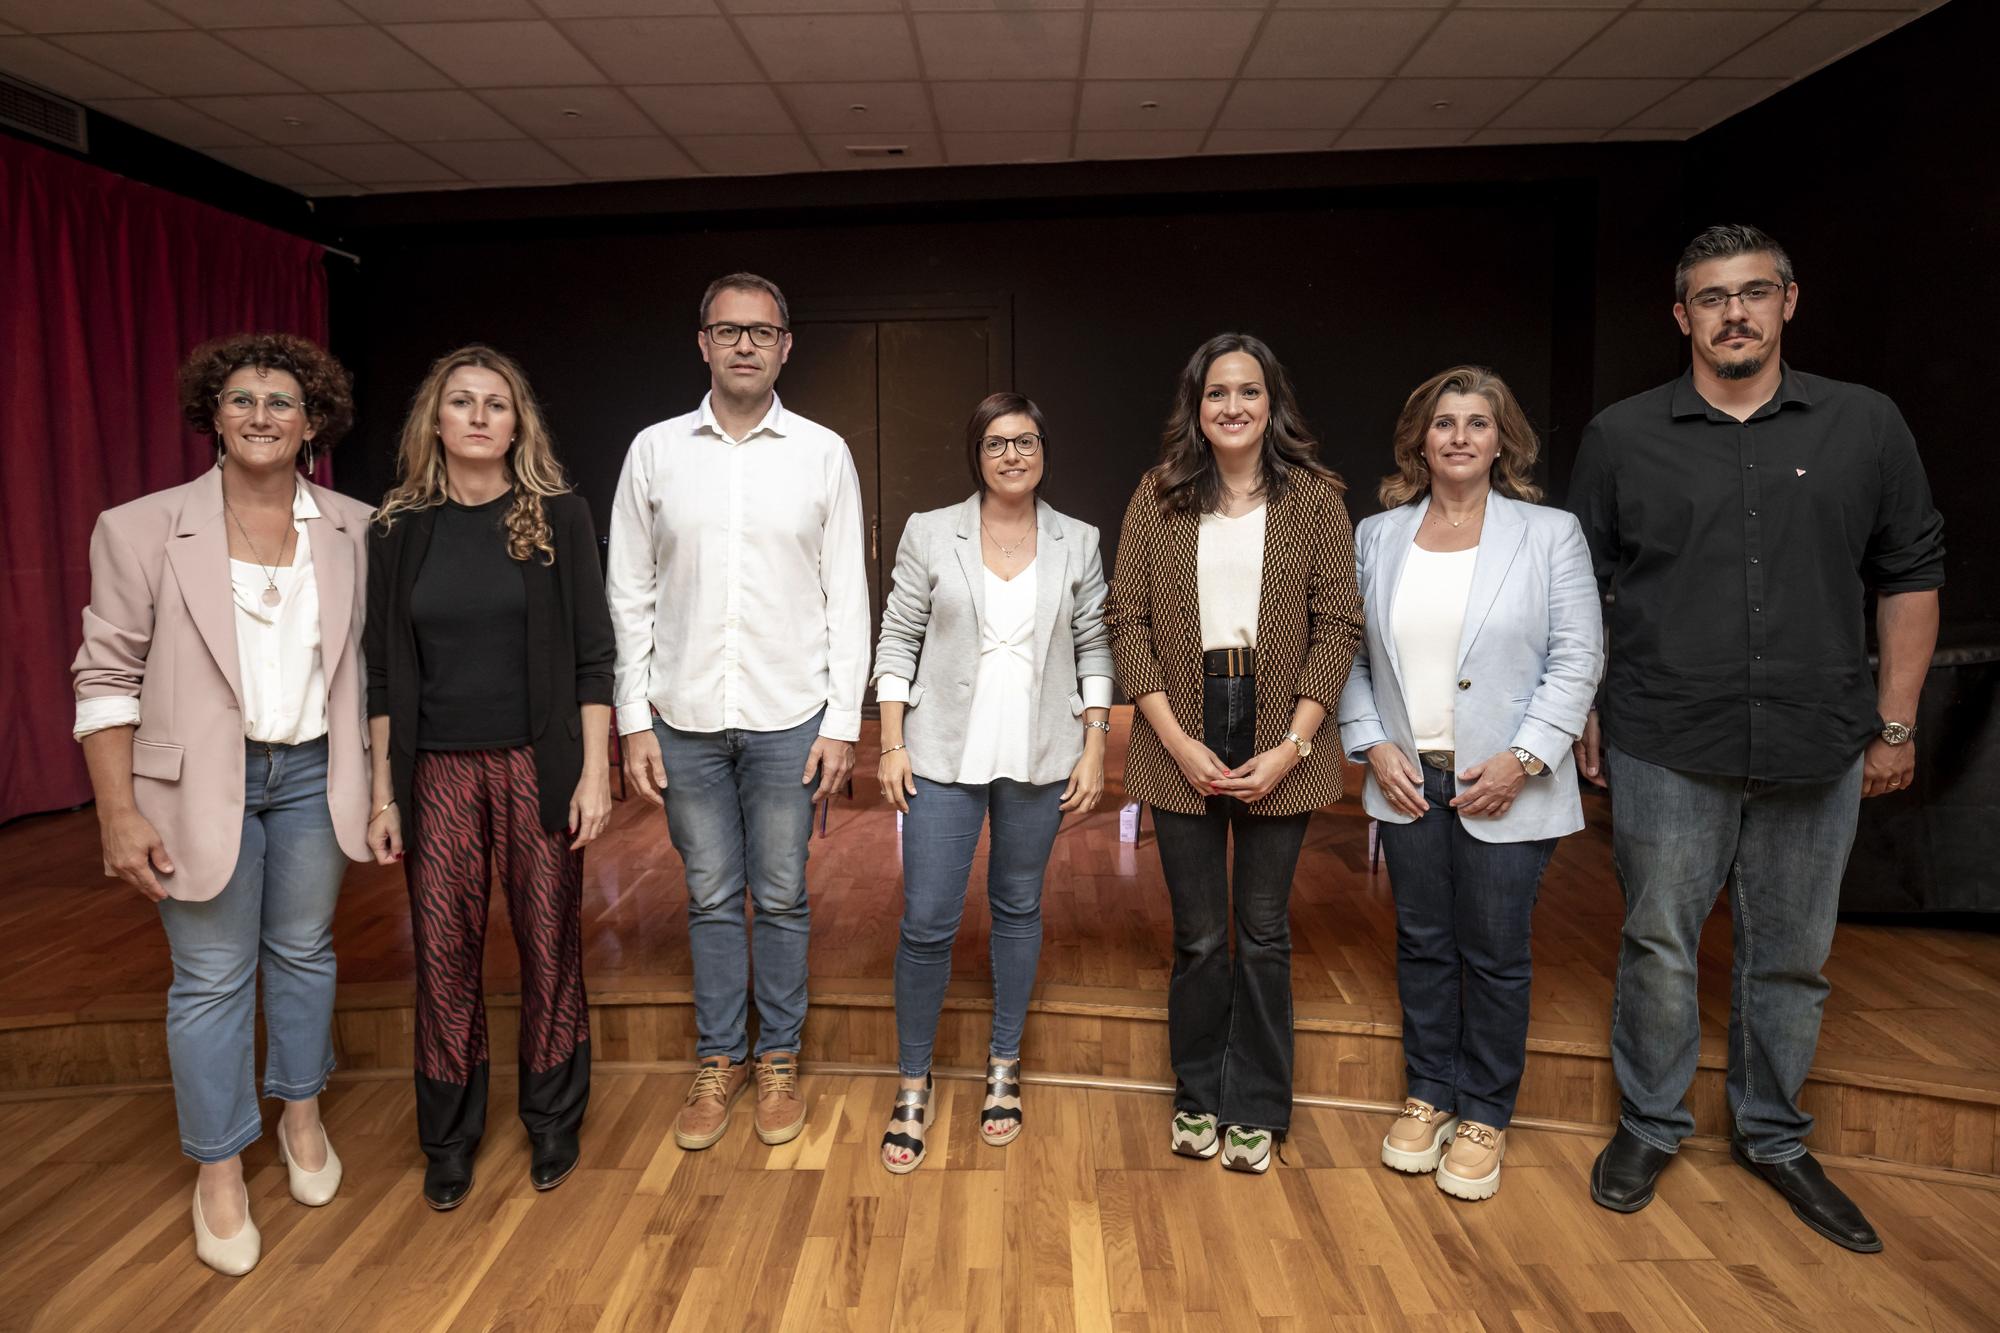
1106,332,1364,1174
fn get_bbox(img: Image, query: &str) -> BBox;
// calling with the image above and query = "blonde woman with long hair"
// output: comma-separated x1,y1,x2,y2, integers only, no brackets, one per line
362,345,615,1209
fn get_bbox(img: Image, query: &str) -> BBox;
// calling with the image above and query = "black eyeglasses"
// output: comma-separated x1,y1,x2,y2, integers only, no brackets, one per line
980,433,1043,457
702,322,786,348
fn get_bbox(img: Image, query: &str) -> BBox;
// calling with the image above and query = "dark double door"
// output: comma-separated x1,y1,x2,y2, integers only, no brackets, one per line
776,301,1012,680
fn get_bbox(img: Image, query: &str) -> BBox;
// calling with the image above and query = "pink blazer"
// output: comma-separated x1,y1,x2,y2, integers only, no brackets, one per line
72,468,373,901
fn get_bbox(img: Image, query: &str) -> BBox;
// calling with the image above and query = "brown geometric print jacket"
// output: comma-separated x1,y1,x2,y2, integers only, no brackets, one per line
1106,467,1364,817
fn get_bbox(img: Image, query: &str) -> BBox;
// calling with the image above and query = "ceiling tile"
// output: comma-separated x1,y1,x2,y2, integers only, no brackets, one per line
1356,77,1533,129
295,181,362,196
1560,11,1793,79
1216,78,1377,130
0,1,184,33
734,15,918,82
1712,12,1905,80
909,0,1079,10
219,25,449,92
811,132,942,168
539,0,713,12
154,0,361,25
90,95,258,145
387,20,604,86
1077,79,1225,132
342,0,535,18
1244,11,1433,79
1465,127,1593,146
332,89,522,140
1624,77,1784,130
929,80,1072,132
421,138,580,181
1097,0,1262,9
0,35,155,96
677,132,818,174
941,129,1068,162
204,143,347,184
184,93,390,143
1401,9,1614,78
1492,78,1681,129
1203,129,1334,154
1085,12,1262,80
1601,128,1688,142
1337,126,1465,150
1634,0,1809,7
913,13,1085,81
293,139,457,181
626,83,793,134
1073,128,1202,159
561,18,761,83
784,82,931,133
476,86,656,137
50,31,298,94
1454,0,1619,7
549,134,697,177
1277,0,1448,6
723,0,894,11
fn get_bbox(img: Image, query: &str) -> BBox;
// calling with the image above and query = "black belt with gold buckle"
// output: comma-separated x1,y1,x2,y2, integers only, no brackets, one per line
1201,647,1257,678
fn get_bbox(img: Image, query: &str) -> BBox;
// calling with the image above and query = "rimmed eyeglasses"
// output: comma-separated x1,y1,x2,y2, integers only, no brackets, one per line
702,322,787,348
981,433,1043,457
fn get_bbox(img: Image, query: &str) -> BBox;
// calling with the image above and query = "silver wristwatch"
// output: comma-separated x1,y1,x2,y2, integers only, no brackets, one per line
1879,720,1914,746
1510,746,1546,776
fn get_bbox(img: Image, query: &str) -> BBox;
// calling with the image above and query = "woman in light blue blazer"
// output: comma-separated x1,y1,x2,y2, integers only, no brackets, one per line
1337,366,1602,1202
870,392,1113,1173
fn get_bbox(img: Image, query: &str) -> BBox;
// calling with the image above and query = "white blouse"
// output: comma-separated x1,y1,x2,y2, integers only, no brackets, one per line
1391,543,1479,752
74,486,328,745
1197,504,1266,651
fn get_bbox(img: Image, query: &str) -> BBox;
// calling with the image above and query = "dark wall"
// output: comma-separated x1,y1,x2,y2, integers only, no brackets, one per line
1686,0,1993,622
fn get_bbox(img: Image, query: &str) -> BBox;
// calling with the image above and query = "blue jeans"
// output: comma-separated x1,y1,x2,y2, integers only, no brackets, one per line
1377,762,1556,1130
1605,742,1863,1162
655,712,820,1061
894,775,1066,1077
1151,674,1311,1136
155,737,346,1162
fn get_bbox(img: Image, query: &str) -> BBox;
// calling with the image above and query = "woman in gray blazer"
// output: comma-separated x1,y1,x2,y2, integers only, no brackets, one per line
1337,366,1603,1202
871,392,1113,1173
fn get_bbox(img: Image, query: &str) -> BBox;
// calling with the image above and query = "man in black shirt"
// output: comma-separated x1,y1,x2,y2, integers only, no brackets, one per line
1569,224,1943,1252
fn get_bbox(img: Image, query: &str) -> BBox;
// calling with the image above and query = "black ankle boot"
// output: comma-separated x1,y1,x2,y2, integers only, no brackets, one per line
1730,1142,1882,1253
1590,1125,1675,1212
423,1156,474,1211
530,1130,579,1191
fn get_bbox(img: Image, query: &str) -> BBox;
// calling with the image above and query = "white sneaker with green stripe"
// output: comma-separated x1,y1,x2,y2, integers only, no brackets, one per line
1170,1110,1219,1159
1220,1125,1273,1174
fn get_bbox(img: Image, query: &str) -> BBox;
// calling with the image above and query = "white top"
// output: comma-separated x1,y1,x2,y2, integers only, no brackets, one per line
1197,504,1266,651
74,485,327,745
1391,543,1479,751
606,392,872,741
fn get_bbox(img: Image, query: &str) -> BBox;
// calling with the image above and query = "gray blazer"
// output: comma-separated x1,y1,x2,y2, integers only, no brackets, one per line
1336,491,1603,843
873,494,1113,786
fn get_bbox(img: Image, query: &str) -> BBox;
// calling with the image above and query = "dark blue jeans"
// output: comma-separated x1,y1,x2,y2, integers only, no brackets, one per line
1605,742,1863,1163
1377,762,1556,1130
1151,675,1311,1136
894,775,1066,1077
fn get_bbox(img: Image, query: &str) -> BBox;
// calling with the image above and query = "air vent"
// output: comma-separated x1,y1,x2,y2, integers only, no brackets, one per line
0,73,87,151
845,145,908,158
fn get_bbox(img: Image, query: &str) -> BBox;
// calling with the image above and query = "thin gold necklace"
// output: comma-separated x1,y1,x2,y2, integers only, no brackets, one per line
223,492,290,607
982,522,1033,560
1433,495,1488,529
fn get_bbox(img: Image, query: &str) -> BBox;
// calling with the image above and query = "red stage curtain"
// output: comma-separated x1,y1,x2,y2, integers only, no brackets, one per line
1,134,329,825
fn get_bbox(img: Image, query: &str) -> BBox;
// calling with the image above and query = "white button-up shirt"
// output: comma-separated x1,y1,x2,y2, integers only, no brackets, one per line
607,392,871,742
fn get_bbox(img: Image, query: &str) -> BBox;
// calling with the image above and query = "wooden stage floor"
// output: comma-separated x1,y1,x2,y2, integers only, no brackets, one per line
5,714,1999,1174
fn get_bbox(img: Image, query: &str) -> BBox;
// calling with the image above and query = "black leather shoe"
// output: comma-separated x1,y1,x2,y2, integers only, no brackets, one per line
530,1131,579,1192
423,1157,474,1211
1730,1142,1883,1253
1591,1125,1675,1212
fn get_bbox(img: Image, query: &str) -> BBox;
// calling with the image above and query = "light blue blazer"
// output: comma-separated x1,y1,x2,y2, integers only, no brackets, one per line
1336,491,1603,843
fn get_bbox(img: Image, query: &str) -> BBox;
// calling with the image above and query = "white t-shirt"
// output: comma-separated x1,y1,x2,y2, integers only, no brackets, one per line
1197,504,1266,652
1391,544,1479,751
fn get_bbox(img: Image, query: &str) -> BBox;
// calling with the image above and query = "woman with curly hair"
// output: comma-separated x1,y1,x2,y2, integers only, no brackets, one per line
363,345,614,1209
71,332,372,1275
1106,333,1364,1174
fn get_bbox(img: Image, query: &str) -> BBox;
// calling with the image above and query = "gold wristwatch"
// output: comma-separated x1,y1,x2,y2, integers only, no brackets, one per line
1283,730,1312,759
1510,746,1546,776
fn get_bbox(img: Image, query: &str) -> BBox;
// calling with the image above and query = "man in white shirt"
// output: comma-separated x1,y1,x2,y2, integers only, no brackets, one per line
606,273,869,1151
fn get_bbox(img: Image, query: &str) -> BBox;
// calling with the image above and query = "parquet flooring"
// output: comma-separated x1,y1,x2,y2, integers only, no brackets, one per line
4,1072,1999,1332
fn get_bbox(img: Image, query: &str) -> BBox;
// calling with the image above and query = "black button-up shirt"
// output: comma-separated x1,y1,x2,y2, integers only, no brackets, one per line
1569,365,1944,781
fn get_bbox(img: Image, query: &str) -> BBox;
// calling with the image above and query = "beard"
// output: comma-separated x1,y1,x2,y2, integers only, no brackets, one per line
1715,355,1765,381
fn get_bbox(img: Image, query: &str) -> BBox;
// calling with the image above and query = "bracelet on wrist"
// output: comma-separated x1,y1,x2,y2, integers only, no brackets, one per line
372,799,396,818
881,743,907,755
1084,720,1111,734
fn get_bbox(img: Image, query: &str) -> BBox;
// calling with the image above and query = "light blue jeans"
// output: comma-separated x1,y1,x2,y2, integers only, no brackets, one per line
894,775,1066,1077
1605,741,1864,1162
155,737,347,1162
655,712,820,1061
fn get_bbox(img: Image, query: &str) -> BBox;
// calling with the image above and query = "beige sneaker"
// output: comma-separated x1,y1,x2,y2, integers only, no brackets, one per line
1436,1121,1505,1201
1380,1099,1460,1174
754,1051,806,1145
674,1055,749,1150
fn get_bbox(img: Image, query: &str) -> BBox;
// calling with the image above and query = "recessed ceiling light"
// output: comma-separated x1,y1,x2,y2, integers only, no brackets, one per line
849,103,868,113
1140,100,1160,111
561,108,582,119
281,116,303,127
1431,100,1452,111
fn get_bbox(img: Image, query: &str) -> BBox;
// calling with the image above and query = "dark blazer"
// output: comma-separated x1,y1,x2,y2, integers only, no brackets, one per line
1106,468,1364,817
365,492,615,843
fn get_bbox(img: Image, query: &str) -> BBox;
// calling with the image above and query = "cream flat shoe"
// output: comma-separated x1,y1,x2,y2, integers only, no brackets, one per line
277,1118,343,1207
192,1182,261,1277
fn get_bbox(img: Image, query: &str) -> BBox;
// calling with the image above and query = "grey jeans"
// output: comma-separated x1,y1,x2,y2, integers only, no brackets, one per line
1605,741,1863,1162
